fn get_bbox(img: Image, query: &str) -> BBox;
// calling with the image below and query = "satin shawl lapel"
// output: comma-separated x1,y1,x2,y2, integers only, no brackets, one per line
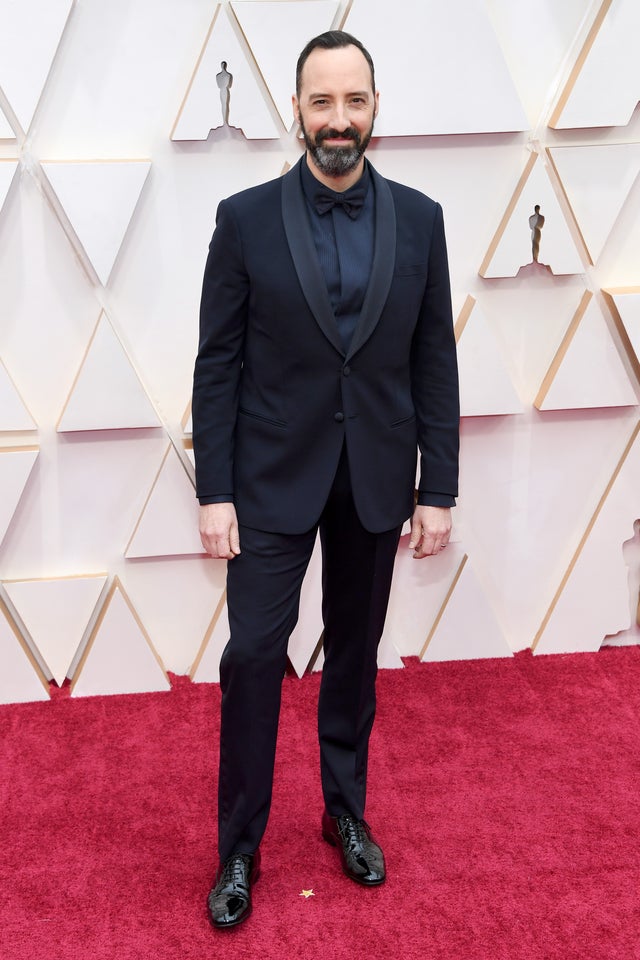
281,161,344,356
280,159,397,359
347,167,396,361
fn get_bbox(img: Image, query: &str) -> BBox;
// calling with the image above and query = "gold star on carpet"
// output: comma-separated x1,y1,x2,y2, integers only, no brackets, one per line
299,889,315,899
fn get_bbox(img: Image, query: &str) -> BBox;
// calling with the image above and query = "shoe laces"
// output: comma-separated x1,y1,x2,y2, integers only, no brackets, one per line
219,853,251,887
337,815,369,849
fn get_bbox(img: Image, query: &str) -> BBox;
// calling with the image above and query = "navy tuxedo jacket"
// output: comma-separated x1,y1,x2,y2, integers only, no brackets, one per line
193,157,459,535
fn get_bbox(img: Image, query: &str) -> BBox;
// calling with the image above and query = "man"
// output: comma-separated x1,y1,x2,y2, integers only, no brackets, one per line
192,30,459,930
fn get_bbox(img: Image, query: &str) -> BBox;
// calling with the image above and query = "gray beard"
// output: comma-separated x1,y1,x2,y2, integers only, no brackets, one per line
308,142,364,177
299,115,374,179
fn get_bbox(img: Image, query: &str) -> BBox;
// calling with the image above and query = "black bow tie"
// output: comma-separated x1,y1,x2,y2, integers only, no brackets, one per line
314,183,367,219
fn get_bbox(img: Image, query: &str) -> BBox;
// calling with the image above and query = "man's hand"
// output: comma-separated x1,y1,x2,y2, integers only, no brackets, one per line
409,505,451,559
199,502,241,559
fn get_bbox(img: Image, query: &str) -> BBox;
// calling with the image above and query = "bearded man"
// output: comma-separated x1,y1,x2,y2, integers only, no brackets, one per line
192,29,459,930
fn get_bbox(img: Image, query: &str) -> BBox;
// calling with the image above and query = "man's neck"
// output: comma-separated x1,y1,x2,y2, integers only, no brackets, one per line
305,153,366,193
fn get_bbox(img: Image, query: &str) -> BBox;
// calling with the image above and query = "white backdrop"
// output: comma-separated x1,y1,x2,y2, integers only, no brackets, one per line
0,0,639,702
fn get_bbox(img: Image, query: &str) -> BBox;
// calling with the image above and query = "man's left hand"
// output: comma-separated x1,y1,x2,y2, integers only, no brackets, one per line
409,505,452,559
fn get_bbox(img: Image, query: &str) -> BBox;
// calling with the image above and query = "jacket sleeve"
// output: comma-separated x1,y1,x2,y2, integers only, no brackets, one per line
411,202,460,500
192,199,248,501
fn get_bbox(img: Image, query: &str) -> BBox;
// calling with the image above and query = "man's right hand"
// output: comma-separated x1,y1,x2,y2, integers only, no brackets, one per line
199,502,241,559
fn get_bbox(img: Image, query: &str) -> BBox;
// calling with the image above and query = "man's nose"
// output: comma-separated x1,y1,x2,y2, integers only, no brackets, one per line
330,104,350,131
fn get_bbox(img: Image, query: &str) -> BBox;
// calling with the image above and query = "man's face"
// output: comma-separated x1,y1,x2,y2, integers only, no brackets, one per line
293,45,379,180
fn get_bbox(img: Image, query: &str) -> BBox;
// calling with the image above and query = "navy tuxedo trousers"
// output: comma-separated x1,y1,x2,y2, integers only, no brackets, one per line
217,445,402,860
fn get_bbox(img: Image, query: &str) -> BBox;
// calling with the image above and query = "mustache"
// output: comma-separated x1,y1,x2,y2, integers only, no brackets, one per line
315,126,362,147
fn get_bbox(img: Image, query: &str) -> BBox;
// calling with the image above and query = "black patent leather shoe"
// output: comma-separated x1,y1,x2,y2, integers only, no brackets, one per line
322,810,386,885
207,850,261,929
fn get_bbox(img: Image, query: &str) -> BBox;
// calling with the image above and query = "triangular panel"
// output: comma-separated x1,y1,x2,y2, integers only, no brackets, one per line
172,4,281,141
183,439,195,469
550,0,640,129
455,296,523,417
534,421,640,654
345,0,527,135
126,446,203,558
0,160,18,218
0,359,37,431
3,575,108,686
121,559,225,675
182,403,192,436
548,143,640,263
190,590,229,684
605,288,640,374
380,537,464,657
0,599,49,704
0,107,14,139
231,0,338,129
71,579,170,697
421,555,513,662
377,635,404,670
41,160,151,285
0,446,38,548
479,153,584,278
57,312,161,432
535,291,637,411
0,0,73,132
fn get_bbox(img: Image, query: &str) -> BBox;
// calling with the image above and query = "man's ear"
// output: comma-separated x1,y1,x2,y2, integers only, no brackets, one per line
374,90,380,119
292,94,300,126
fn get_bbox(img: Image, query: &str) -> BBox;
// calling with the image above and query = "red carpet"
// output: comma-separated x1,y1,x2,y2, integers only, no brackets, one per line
2,648,640,960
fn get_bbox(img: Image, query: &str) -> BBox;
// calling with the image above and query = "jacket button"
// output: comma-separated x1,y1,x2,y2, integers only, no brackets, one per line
334,412,344,423
343,365,351,376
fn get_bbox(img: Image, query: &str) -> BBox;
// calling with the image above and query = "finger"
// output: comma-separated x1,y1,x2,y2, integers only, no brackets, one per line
408,515,422,550
229,523,241,557
201,531,231,560
413,535,433,559
414,532,444,559
200,532,216,557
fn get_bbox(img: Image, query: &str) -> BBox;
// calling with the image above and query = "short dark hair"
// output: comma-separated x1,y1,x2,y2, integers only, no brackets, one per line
295,30,376,98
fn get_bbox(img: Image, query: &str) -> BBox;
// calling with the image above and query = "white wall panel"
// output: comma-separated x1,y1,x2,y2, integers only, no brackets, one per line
0,170,100,426
0,361,37,432
550,0,640,129
535,291,638,411
0,160,18,215
71,579,171,696
1,0,639,700
484,0,592,126
608,289,640,368
422,555,513,662
0,0,73,132
455,296,524,417
0,108,15,139
549,143,640,264
480,153,584,277
231,1,339,129
4,574,108,685
172,4,281,140
0,448,39,550
123,557,226,676
57,312,161,432
0,600,49,704
534,422,640,653
41,160,151,286
346,0,528,135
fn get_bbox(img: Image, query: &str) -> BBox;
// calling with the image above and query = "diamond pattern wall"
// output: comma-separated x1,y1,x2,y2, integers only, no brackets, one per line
1,0,639,701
